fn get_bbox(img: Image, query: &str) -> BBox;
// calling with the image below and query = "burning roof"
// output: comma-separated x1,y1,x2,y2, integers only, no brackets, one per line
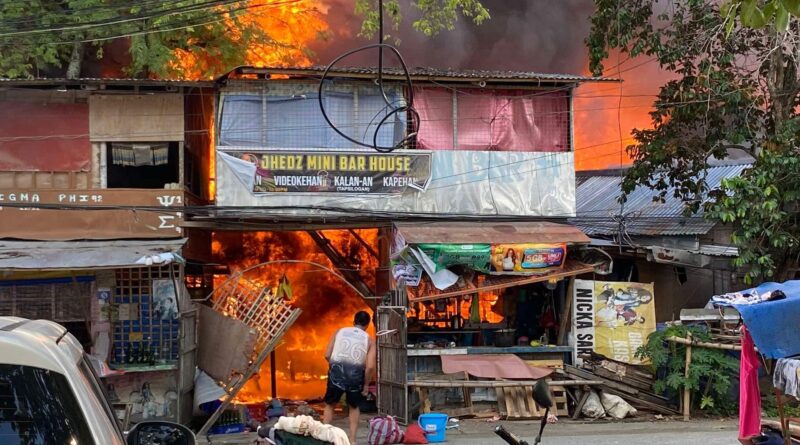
219,65,620,85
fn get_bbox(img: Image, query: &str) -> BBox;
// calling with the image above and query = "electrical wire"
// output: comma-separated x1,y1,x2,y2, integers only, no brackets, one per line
317,0,418,153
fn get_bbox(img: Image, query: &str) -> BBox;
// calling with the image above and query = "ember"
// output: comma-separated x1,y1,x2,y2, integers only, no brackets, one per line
212,229,378,401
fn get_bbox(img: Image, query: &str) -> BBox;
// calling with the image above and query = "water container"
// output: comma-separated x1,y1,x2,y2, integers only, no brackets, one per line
418,412,448,443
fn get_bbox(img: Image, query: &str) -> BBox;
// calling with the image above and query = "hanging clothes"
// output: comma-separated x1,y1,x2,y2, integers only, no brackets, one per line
774,358,800,399
739,326,761,442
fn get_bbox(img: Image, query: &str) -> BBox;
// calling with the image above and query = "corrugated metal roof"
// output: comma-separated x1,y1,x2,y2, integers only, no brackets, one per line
229,66,619,84
395,221,591,244
0,77,214,87
571,164,751,236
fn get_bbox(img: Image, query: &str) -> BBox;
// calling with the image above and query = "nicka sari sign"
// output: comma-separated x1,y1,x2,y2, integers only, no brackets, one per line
572,280,656,365
226,151,432,194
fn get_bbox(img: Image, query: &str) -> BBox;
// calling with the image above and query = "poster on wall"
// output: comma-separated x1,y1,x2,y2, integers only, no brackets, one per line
224,151,432,194
152,280,178,321
489,243,566,274
573,280,656,365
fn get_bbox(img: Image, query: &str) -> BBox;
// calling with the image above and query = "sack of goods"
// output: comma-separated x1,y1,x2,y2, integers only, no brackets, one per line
368,416,405,445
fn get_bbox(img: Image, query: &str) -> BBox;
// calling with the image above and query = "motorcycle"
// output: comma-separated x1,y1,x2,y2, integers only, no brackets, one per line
494,380,553,445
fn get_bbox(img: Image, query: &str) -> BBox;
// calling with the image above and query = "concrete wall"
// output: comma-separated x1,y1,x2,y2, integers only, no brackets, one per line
635,260,731,323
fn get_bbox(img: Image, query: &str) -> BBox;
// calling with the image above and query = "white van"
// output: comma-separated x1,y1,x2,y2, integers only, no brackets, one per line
0,316,196,445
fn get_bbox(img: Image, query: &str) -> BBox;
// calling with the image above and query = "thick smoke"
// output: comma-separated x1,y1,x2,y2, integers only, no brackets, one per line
313,0,596,73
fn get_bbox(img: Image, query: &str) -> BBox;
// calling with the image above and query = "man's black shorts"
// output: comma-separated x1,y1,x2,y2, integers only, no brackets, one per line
324,379,365,408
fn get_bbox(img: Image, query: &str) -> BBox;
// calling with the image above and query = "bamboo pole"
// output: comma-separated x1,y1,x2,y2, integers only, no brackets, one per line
666,335,743,351
408,379,603,388
683,333,693,421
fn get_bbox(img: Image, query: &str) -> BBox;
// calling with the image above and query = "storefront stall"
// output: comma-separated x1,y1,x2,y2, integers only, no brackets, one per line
0,239,196,426
379,221,601,421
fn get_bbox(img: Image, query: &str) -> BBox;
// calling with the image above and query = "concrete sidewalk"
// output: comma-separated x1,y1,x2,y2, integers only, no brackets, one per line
201,417,739,444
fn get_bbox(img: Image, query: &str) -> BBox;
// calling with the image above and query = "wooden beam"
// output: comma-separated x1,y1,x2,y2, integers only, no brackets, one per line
307,230,375,300
683,333,693,421
666,336,742,351
557,277,574,346
348,229,379,259
408,380,602,388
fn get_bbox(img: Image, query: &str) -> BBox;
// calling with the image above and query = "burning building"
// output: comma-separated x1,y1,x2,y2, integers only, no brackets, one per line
187,65,611,424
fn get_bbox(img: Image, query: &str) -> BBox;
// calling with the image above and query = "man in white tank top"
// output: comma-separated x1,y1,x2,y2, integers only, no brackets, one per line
322,311,376,444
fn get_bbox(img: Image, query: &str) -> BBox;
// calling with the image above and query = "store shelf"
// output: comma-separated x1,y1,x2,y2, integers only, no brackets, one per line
466,346,573,354
106,363,178,374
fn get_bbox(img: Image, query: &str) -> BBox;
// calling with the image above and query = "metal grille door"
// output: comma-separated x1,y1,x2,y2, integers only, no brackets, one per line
377,306,408,423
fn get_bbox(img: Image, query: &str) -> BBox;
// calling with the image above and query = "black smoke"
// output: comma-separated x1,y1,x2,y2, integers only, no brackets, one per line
312,0,596,73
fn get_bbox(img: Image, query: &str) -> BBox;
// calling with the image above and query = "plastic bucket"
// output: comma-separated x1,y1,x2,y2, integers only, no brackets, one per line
418,412,448,443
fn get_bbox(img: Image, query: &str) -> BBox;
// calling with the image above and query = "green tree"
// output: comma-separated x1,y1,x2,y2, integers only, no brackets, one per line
588,0,800,283
355,0,490,39
723,0,800,30
0,1,273,79
0,0,489,80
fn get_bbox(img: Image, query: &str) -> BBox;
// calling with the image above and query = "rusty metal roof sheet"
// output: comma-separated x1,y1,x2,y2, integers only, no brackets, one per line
0,77,214,87
227,66,619,84
394,221,591,245
408,259,594,302
571,164,751,236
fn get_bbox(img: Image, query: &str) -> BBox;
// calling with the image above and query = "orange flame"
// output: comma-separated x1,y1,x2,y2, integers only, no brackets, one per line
573,52,672,171
212,229,378,401
172,0,327,79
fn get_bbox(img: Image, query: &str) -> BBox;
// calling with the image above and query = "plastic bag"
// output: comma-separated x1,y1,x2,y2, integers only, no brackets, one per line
600,392,638,419
368,416,405,445
581,390,605,418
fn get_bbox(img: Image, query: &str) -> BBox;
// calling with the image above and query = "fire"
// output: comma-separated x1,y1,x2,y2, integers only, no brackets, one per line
171,0,327,79
573,51,674,170
212,229,378,401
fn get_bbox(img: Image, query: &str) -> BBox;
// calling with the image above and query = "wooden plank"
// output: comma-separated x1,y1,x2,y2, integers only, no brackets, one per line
551,385,569,416
683,334,693,421
496,387,509,417
557,277,574,345
511,387,526,418
572,389,590,420
564,366,678,415
525,359,564,370
409,379,602,388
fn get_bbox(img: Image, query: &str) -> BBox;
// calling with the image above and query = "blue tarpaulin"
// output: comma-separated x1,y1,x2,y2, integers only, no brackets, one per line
733,281,800,359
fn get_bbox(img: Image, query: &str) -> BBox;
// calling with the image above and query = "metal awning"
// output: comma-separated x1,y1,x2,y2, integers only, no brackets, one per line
394,221,591,245
408,259,594,302
0,239,186,270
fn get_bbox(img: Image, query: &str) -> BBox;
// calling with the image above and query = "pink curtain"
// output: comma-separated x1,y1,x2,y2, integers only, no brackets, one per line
413,87,455,149
739,326,761,441
414,88,569,152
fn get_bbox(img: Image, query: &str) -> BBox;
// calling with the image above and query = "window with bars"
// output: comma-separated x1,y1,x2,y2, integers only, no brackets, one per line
111,267,181,367
0,276,93,322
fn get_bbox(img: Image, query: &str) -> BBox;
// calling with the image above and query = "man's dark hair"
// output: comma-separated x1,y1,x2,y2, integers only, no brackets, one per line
354,311,371,327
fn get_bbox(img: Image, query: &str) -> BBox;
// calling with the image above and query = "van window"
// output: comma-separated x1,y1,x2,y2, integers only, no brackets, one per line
0,364,94,445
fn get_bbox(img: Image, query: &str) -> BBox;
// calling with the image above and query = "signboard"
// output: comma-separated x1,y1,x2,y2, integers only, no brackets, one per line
415,243,492,272
224,151,432,194
490,243,566,274
573,280,656,365
0,189,183,240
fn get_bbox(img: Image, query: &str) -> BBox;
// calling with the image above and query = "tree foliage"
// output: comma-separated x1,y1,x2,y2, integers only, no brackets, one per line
588,0,800,282
0,0,275,79
1,0,488,80
724,0,800,30
636,325,738,414
355,0,490,40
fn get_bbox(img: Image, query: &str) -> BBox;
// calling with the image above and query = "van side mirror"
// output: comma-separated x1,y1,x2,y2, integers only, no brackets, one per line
126,421,196,445
532,380,552,409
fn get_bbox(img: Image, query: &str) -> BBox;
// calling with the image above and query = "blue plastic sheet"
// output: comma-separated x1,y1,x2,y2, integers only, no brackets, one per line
733,281,800,359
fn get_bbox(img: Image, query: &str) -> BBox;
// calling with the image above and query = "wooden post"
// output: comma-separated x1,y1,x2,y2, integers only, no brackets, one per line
775,389,791,445
683,333,693,421
270,350,277,399
557,278,574,346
